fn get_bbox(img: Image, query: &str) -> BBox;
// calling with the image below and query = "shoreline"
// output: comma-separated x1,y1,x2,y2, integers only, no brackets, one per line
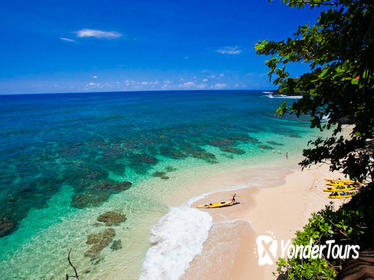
166,162,346,280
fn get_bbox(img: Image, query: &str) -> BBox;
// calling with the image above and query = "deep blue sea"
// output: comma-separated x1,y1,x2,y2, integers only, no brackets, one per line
0,90,314,279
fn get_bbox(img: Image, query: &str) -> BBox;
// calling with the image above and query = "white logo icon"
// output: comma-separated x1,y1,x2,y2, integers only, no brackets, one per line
256,234,278,266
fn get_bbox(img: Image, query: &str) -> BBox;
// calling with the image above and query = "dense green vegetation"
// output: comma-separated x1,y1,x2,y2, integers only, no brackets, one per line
255,0,374,278
277,78,306,95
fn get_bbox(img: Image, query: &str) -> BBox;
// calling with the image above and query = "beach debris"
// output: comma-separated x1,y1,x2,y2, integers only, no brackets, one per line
0,217,15,237
85,228,116,260
65,248,80,280
110,239,122,251
97,211,127,226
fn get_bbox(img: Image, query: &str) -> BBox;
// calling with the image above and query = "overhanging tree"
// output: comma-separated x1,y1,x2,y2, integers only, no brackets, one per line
255,0,374,181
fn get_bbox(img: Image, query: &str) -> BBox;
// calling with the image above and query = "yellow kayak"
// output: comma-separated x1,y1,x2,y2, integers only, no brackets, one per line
325,178,354,183
196,200,234,208
325,178,363,184
328,190,358,199
323,185,358,192
326,181,361,187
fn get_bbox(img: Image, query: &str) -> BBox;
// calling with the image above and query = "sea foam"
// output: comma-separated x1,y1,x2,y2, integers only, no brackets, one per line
140,206,213,280
263,93,302,99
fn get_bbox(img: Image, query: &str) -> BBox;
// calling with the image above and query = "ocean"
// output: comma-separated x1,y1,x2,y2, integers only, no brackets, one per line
0,90,316,279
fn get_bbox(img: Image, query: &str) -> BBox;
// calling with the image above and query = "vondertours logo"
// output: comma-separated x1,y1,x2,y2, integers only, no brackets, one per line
255,233,360,266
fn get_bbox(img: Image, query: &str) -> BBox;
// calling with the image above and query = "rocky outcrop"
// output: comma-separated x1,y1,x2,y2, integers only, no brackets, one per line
97,211,127,226
85,228,116,260
258,144,273,150
0,217,15,237
220,146,245,154
110,239,122,251
152,171,169,180
71,181,132,209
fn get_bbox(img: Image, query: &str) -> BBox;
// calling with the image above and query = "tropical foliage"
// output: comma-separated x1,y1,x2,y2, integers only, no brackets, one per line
255,0,374,278
255,0,374,181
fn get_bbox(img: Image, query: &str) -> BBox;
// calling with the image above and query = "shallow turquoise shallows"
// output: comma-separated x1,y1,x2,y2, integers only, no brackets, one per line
0,90,315,279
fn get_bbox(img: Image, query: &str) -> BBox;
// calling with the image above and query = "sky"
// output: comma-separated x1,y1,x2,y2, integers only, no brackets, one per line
0,0,323,94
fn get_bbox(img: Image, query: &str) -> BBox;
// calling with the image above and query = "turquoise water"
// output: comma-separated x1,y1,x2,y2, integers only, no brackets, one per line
0,90,314,279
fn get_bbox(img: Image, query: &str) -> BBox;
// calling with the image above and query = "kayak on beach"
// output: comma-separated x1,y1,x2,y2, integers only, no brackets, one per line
196,200,234,208
326,181,361,187
328,190,359,199
325,178,355,183
323,185,359,192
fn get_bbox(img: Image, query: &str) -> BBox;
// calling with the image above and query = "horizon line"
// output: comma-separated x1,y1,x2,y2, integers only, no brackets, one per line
0,88,275,97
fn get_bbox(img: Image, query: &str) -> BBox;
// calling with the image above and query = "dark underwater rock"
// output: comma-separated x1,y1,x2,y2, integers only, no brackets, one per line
165,166,177,172
112,181,132,193
159,146,186,159
71,180,132,209
64,163,108,183
85,228,116,260
180,144,218,163
208,139,235,147
71,191,110,209
229,134,260,143
258,144,274,150
132,153,158,164
220,146,245,154
152,171,169,180
0,217,15,237
288,133,302,138
97,211,127,226
266,141,284,146
110,239,122,251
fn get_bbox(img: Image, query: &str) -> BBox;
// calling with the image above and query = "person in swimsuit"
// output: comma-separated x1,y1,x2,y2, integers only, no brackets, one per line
232,193,237,204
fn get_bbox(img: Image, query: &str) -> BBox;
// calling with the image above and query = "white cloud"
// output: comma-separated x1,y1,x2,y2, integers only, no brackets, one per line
183,81,195,87
215,83,227,89
219,73,225,77
217,46,242,55
92,75,98,79
88,82,96,86
202,78,208,82
76,29,122,39
196,84,207,89
59,37,75,42
207,75,216,79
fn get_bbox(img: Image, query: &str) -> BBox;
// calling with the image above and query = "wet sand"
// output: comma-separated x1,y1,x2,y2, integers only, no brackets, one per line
182,163,345,280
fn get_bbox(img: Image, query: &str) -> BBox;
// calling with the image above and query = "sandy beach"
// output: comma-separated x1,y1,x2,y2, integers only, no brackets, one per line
180,162,346,280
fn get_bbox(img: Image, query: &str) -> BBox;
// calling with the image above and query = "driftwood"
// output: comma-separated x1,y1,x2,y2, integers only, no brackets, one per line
66,248,79,280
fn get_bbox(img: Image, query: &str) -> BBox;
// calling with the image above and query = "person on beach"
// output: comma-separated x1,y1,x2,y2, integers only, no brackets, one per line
232,193,237,203
286,152,288,159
